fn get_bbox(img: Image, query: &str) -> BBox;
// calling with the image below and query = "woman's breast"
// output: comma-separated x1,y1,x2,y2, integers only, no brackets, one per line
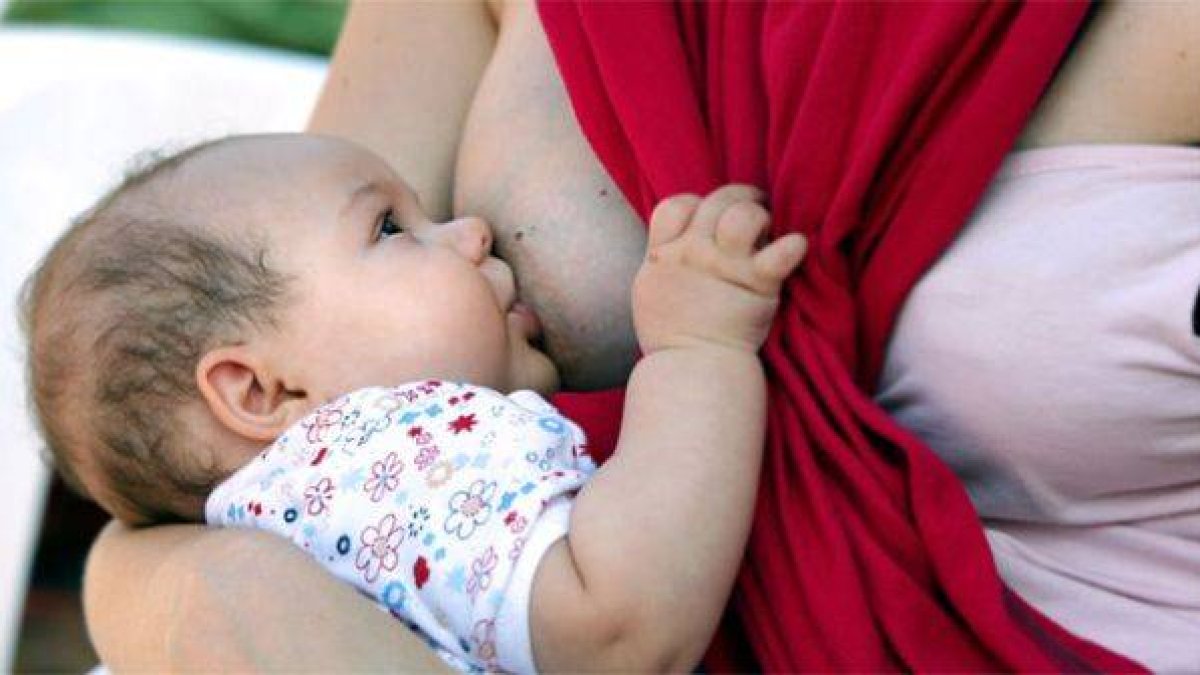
876,146,1200,670
453,0,645,389
877,144,1200,527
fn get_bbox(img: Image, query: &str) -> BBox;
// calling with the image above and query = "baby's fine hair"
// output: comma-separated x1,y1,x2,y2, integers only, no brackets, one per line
20,137,290,525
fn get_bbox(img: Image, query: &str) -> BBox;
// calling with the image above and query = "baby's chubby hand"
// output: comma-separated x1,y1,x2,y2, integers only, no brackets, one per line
633,184,806,355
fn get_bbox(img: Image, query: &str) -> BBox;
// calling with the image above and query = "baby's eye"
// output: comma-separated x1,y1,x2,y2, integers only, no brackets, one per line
377,208,407,240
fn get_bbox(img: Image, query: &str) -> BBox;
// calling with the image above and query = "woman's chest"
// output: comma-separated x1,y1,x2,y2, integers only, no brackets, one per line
455,0,626,225
453,0,648,389
877,146,1200,524
1018,1,1200,149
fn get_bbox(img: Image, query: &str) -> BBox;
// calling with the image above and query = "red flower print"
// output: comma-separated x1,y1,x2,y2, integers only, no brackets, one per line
408,426,433,445
304,477,334,516
355,513,404,584
413,556,431,589
309,447,328,466
364,452,404,502
504,510,528,534
448,413,478,434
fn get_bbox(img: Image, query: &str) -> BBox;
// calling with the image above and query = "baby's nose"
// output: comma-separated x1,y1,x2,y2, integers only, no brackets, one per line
439,216,493,263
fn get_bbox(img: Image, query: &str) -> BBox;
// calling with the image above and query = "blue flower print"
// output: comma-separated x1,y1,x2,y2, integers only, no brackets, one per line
391,490,410,508
538,415,566,434
445,564,467,592
498,491,517,511
444,479,497,540
381,581,408,613
525,447,553,472
338,467,365,490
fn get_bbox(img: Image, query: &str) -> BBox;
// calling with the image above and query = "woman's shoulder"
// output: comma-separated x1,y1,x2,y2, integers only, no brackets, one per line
1018,1,1200,149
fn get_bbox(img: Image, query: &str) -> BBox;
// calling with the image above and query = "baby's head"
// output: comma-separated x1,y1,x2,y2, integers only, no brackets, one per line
22,133,557,525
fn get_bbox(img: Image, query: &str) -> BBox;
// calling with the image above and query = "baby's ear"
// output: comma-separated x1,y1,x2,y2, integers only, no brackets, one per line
196,345,310,442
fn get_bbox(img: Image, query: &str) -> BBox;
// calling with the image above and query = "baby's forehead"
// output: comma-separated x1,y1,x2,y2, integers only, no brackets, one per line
160,134,387,225
181,134,377,191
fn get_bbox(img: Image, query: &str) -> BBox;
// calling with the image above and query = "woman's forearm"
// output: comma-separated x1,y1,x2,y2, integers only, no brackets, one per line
85,521,452,671
308,0,496,221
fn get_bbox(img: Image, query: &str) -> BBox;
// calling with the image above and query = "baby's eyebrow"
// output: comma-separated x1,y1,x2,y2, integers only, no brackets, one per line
341,180,387,217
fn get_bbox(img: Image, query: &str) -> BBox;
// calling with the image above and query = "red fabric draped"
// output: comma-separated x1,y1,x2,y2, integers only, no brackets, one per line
542,1,1146,672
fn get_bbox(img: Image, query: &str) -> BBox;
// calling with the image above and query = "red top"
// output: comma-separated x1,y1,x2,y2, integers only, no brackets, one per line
544,1,1145,672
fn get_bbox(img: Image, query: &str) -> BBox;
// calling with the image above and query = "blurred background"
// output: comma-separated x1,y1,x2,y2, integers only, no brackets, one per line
0,1,345,670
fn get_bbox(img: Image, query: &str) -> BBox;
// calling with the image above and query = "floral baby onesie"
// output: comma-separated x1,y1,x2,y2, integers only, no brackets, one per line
205,380,596,673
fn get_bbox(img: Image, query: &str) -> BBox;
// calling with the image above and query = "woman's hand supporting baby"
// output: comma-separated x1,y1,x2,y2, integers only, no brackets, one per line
529,185,806,672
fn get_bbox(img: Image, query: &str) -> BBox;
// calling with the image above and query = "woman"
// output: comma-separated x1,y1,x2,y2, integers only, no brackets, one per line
84,0,1199,670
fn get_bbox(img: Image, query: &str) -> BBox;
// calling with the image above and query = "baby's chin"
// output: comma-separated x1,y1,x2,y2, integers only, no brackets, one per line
505,304,559,393
515,344,561,396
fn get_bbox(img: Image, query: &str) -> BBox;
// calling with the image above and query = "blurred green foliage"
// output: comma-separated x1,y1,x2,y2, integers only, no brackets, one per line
3,0,348,55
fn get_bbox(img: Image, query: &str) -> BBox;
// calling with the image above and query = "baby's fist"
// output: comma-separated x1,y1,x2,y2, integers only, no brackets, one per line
633,185,806,354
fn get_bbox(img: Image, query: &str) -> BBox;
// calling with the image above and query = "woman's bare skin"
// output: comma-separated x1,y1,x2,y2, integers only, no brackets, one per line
83,1,1199,669
452,0,645,391
1017,2,1200,149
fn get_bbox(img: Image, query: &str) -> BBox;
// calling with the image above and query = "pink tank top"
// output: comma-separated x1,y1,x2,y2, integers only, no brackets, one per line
877,144,1200,672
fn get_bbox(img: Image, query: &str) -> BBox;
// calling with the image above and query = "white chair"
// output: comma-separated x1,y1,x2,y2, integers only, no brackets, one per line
0,25,326,668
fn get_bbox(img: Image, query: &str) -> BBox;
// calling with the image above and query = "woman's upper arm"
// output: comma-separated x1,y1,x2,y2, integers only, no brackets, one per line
307,0,497,221
84,520,452,672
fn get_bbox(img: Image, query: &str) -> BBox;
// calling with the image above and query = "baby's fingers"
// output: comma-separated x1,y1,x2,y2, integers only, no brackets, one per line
716,202,770,256
693,184,764,238
648,194,700,248
754,233,807,285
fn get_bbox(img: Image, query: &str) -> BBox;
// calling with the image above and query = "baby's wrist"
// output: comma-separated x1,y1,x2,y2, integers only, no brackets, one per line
640,334,762,360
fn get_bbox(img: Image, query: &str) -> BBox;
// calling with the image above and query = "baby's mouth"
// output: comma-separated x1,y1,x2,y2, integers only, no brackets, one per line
508,301,546,350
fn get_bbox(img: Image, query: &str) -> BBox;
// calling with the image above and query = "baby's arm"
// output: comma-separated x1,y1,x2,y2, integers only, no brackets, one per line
531,185,806,671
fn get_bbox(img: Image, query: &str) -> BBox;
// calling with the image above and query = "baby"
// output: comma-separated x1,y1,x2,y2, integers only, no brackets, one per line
21,133,805,672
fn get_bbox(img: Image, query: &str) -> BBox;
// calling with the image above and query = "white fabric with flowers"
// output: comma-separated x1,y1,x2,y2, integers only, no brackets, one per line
205,380,596,674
